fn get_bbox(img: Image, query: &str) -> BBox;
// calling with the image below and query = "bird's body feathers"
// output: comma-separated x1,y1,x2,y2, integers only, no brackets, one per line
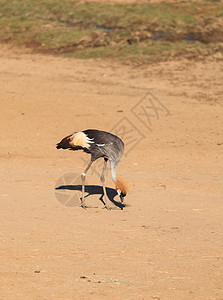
57,129,124,164
56,129,127,205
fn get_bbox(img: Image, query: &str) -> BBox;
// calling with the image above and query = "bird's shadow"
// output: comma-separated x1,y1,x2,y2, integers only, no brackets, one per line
55,184,126,210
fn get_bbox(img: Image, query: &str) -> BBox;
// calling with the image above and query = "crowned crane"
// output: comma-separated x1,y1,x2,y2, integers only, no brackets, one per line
56,129,127,209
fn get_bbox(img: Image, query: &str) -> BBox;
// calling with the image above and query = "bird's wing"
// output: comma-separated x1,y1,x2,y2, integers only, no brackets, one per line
83,129,115,145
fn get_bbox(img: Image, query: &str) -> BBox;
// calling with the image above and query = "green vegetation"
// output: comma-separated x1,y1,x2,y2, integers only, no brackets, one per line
0,0,222,62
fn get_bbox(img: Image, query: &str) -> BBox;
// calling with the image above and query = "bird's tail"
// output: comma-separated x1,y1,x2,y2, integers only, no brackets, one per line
56,134,73,149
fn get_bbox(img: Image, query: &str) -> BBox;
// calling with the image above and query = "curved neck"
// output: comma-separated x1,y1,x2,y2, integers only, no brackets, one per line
110,162,117,182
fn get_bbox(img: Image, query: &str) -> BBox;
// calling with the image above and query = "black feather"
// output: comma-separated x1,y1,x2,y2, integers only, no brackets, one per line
56,129,124,164
83,129,124,162
56,134,73,149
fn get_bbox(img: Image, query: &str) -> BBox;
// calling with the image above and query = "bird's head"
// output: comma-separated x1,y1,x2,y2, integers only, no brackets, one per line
116,189,126,203
115,177,128,203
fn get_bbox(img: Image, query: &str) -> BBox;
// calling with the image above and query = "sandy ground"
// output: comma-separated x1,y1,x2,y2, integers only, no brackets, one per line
0,43,223,299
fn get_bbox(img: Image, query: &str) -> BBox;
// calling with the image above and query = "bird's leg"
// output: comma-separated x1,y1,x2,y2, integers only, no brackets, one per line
81,160,93,208
100,159,110,210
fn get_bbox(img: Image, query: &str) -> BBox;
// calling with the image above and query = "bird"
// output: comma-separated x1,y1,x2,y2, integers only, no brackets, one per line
56,129,128,209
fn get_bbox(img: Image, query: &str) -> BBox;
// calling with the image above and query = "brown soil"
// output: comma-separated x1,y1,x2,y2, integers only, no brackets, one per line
0,43,223,299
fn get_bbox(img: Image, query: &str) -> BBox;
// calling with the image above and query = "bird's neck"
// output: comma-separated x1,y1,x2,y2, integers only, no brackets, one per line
110,163,117,182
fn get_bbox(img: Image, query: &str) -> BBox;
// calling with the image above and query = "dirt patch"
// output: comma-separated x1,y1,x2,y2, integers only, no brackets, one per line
0,43,223,299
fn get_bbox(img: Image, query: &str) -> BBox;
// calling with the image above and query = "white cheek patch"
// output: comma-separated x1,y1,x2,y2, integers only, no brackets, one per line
117,189,121,196
71,132,94,149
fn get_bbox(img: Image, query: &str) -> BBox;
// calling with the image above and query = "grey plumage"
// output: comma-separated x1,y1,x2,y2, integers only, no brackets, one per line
83,129,124,163
56,129,126,209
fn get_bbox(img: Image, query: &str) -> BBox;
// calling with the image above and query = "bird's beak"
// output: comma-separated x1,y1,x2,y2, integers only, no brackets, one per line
120,194,124,203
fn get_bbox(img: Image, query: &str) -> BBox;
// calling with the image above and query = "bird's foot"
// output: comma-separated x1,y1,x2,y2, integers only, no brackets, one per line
81,203,98,209
81,203,87,209
103,205,121,210
103,205,111,210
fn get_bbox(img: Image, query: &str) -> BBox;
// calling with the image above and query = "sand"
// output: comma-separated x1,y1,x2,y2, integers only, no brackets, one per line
0,43,223,299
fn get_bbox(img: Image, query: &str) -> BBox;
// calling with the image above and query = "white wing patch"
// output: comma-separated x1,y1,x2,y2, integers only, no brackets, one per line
96,143,105,147
70,131,94,149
